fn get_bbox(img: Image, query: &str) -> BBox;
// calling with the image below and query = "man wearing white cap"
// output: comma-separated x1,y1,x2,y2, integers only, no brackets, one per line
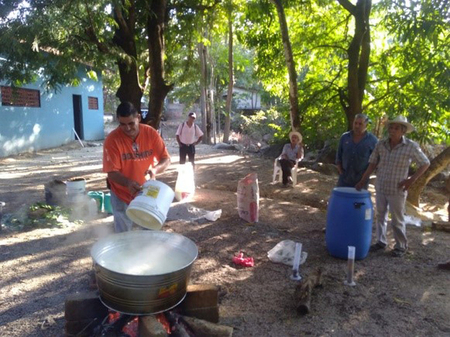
356,116,430,257
176,112,204,169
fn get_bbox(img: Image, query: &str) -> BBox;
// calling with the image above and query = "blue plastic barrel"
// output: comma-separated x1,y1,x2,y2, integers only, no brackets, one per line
325,187,373,260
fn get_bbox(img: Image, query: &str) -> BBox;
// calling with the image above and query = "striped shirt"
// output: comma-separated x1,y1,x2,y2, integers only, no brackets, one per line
369,137,430,195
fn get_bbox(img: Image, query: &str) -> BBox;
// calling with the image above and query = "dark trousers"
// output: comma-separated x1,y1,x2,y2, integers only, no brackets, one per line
179,144,196,169
278,159,296,185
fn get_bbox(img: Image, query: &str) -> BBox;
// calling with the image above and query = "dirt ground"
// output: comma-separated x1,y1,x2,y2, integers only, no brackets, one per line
1,120,449,337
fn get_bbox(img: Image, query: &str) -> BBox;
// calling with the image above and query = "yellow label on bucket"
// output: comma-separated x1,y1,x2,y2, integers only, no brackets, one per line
144,185,160,199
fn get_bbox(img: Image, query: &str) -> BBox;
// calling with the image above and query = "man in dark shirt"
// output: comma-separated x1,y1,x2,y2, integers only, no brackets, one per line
336,113,378,189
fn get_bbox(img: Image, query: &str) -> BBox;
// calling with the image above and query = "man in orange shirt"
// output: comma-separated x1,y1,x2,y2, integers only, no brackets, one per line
103,102,171,232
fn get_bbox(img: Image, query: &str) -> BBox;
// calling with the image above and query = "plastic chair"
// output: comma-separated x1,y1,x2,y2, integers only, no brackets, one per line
272,159,298,185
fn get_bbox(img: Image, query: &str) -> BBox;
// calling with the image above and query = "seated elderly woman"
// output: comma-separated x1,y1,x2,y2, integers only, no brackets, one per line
277,131,304,186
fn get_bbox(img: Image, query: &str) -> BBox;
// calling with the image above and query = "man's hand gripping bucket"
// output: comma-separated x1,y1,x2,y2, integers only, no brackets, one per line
126,180,175,230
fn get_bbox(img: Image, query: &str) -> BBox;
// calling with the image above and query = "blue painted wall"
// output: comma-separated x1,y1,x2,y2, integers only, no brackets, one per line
0,69,104,157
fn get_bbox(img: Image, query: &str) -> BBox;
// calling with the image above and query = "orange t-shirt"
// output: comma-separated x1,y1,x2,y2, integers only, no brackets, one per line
103,124,170,204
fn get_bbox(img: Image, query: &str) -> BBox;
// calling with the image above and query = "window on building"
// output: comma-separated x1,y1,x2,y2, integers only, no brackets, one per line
1,86,41,107
88,96,99,110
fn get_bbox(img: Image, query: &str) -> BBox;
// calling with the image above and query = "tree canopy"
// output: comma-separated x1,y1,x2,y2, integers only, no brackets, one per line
0,0,448,145
241,0,449,144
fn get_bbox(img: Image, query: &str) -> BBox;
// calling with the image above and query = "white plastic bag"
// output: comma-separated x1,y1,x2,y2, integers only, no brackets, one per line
237,173,259,223
267,240,308,266
405,214,422,227
175,163,195,201
166,204,221,222
204,209,222,221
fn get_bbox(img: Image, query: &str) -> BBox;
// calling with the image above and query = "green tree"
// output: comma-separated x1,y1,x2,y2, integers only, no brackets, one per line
0,0,218,129
369,0,450,144
243,0,448,147
337,0,372,130
270,0,300,131
166,0,257,144
373,0,450,205
223,0,235,143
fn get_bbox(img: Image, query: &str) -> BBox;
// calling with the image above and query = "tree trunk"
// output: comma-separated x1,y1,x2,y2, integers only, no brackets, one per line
144,0,173,129
198,42,209,144
294,269,323,315
407,146,450,206
205,43,213,144
338,0,371,131
223,8,234,143
112,3,143,110
270,0,300,132
210,85,217,144
208,52,216,144
116,60,143,111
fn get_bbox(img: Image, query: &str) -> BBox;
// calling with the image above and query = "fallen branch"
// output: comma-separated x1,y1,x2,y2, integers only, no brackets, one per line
432,221,450,233
294,268,324,315
182,315,233,337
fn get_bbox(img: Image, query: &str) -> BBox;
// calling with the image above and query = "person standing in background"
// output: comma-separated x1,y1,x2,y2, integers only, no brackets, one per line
336,113,378,189
176,112,204,169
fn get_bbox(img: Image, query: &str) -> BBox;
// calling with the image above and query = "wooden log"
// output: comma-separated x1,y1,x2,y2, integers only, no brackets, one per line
139,315,168,337
437,260,450,270
181,284,219,323
165,311,194,337
294,269,323,315
431,221,450,233
181,316,233,337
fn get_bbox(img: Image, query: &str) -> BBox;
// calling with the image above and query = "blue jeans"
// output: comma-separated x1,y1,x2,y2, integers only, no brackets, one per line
110,191,134,233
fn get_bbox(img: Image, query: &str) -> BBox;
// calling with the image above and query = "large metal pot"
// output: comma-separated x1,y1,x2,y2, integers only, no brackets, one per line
91,230,198,315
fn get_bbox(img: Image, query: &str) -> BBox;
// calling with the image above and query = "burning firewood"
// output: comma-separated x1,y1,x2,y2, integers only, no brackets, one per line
294,268,324,315
165,311,195,337
92,312,136,337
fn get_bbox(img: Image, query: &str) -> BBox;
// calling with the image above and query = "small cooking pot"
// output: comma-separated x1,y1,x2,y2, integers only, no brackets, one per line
91,230,198,315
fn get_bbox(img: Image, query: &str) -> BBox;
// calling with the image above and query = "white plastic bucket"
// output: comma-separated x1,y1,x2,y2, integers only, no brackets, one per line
174,163,195,202
126,180,175,230
66,178,86,204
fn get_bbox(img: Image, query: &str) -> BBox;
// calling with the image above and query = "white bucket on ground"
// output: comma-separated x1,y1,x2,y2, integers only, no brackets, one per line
66,178,86,204
126,180,175,230
174,163,195,202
